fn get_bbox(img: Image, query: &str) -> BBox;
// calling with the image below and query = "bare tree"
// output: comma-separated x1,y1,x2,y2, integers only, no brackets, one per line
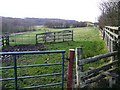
98,0,119,29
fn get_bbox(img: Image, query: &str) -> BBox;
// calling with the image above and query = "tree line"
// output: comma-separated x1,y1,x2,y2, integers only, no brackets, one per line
2,17,35,34
44,21,87,28
1,17,88,34
98,0,120,29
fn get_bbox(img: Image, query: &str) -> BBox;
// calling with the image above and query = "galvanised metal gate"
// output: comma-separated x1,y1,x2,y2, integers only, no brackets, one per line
0,50,65,89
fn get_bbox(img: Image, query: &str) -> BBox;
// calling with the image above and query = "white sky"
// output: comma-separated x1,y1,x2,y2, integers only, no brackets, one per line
0,0,108,22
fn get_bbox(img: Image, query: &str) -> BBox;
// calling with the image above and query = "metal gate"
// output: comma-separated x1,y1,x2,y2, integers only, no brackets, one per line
0,50,65,89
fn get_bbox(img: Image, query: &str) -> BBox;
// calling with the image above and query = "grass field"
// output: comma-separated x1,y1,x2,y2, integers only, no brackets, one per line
2,27,107,88
9,27,107,56
9,27,47,45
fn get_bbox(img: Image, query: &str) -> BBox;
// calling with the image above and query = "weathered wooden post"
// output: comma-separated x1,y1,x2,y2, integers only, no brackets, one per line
54,32,55,42
103,28,105,40
118,26,120,73
104,28,107,44
109,38,111,52
108,27,117,87
7,35,9,46
117,2,120,87
2,36,4,47
63,31,64,42
107,28,110,51
109,40,114,87
75,47,83,88
105,27,109,47
72,30,73,41
67,49,75,90
104,28,107,46
36,34,38,44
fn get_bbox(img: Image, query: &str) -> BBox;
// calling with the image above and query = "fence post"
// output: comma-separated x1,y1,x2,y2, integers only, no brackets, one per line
118,26,120,74
67,49,75,90
13,55,18,90
7,35,9,46
35,34,38,44
72,30,73,41
117,1,120,81
54,32,55,42
2,36,4,47
109,38,111,52
103,28,105,40
109,40,115,87
75,47,83,88
104,28,107,45
106,34,108,47
118,2,120,62
63,31,64,42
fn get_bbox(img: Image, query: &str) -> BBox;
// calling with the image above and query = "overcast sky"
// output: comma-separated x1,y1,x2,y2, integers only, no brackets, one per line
0,0,108,22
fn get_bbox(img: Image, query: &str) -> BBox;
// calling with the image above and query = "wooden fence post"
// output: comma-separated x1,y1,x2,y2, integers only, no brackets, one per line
75,47,83,88
54,32,55,42
104,29,107,44
103,28,105,40
63,31,64,42
36,34,38,44
118,1,120,65
109,38,111,52
67,49,75,90
109,40,114,87
2,36,4,47
7,35,9,46
72,30,73,41
106,35,107,46
118,26,120,72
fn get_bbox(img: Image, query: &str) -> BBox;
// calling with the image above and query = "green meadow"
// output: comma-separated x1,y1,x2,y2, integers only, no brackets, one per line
2,27,107,88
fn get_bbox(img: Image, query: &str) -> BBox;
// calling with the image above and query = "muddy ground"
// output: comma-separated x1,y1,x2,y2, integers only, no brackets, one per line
2,44,45,52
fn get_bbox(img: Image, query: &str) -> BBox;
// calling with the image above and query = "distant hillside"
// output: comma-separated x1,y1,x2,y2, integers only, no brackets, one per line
1,16,87,33
25,18,78,25
2,17,78,26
